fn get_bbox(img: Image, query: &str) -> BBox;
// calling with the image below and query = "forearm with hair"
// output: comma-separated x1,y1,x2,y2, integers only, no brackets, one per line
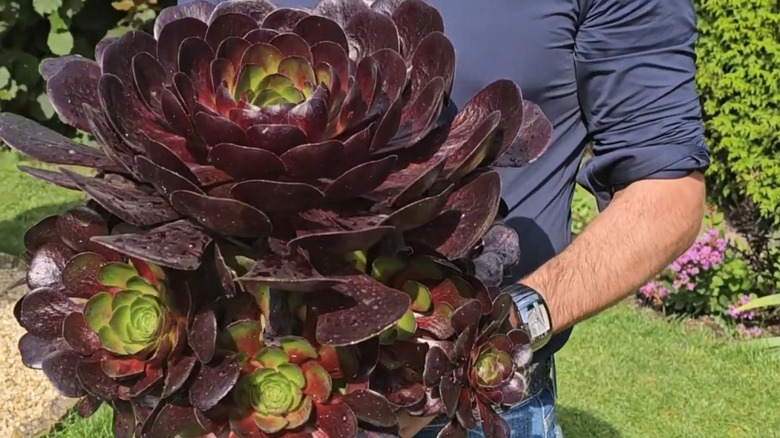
520,172,706,334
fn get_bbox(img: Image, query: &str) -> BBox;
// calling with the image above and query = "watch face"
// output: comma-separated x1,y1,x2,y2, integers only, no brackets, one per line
526,305,550,339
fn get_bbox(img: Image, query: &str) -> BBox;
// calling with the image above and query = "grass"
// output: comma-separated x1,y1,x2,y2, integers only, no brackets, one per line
1,149,777,438
0,150,85,257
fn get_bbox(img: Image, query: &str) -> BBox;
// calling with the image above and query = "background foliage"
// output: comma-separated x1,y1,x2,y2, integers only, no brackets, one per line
0,0,174,140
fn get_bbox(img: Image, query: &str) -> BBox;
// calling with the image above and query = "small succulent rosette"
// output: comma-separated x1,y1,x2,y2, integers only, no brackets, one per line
0,1,554,438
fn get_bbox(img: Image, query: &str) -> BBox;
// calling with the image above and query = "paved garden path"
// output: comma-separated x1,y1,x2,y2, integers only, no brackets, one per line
0,263,77,437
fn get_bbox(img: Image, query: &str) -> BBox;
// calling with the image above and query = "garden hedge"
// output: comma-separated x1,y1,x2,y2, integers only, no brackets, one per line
694,0,780,223
0,0,173,140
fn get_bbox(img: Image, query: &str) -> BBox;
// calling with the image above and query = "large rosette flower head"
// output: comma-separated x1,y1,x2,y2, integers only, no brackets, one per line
420,292,533,438
13,203,193,432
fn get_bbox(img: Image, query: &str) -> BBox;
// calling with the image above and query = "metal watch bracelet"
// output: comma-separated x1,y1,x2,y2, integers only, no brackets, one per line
503,283,553,352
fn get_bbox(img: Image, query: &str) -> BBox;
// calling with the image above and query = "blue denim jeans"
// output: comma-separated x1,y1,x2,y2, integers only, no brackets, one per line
415,357,563,438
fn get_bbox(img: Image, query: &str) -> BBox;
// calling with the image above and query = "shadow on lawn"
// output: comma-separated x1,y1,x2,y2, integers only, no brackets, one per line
0,202,80,257
558,405,622,437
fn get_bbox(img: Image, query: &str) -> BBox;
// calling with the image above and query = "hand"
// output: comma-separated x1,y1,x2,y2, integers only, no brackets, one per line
396,410,438,438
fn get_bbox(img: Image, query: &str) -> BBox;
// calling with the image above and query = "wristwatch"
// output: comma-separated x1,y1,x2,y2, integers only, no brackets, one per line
503,283,552,352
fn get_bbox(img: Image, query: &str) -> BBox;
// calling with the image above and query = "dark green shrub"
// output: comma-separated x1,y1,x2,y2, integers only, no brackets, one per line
0,0,173,140
694,0,780,222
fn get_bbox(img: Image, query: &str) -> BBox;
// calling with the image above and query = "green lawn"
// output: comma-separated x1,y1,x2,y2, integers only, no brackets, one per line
1,149,777,438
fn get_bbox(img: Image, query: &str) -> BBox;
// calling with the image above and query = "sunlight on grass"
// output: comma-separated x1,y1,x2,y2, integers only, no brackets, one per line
0,150,86,257
556,302,780,438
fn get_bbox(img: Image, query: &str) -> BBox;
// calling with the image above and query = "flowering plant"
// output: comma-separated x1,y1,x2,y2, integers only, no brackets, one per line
638,228,758,325
0,1,554,437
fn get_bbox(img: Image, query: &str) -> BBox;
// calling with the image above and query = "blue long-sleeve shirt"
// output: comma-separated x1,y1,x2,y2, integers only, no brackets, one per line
179,0,711,363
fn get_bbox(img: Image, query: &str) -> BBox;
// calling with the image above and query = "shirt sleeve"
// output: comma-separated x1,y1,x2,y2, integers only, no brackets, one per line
574,0,711,210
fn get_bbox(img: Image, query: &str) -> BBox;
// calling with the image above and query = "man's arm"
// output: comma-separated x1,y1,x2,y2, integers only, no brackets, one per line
511,0,711,335
520,172,705,334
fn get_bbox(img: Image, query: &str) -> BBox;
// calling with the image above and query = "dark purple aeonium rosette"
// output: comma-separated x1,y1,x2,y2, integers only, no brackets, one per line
0,0,554,437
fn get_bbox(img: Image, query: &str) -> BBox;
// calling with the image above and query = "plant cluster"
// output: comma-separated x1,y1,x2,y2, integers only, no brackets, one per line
637,227,751,318
0,1,555,437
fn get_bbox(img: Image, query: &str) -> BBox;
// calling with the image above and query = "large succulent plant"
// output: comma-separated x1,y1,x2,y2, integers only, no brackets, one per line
0,0,553,437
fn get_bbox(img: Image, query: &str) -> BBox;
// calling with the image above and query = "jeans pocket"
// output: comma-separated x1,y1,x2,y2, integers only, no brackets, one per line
537,387,560,438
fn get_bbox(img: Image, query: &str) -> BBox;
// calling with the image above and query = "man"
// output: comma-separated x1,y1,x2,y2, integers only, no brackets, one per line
180,0,710,436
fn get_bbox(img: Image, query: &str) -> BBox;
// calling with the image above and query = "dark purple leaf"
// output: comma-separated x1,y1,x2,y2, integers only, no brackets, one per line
62,312,100,355
189,356,240,412
239,249,346,293
208,142,286,180
46,58,101,132
245,28,280,44
157,17,208,74
214,244,236,296
316,275,411,346
154,1,215,39
380,184,453,232
27,241,73,292
311,42,350,95
246,124,307,154
178,37,216,100
82,104,138,176
62,170,180,227
280,140,344,182
392,77,444,148
423,346,449,387
43,350,85,397
142,133,198,181
112,400,135,438
316,401,358,438
19,288,79,341
409,31,455,100
453,326,476,364
388,0,443,58
77,395,102,418
451,300,482,334
472,252,504,288
211,0,275,23
477,400,510,438
132,52,167,112
416,304,455,340
195,111,248,146
289,226,395,255
453,390,478,430
23,216,61,253
216,37,252,71
371,48,407,103
498,373,527,406
270,32,313,62
149,403,207,438
325,156,397,200
439,375,459,418
101,30,157,87
342,389,398,428
409,171,501,259
189,309,217,363
443,111,502,180
293,15,349,52
170,191,272,238
313,0,368,27
136,156,204,197
91,220,212,271
287,98,329,143
40,55,87,80
345,10,399,61
205,12,259,50
163,356,198,398
101,358,145,379
57,206,114,256
18,334,64,369
480,224,521,267
493,101,554,167
0,113,119,171
231,180,324,213
262,8,311,33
